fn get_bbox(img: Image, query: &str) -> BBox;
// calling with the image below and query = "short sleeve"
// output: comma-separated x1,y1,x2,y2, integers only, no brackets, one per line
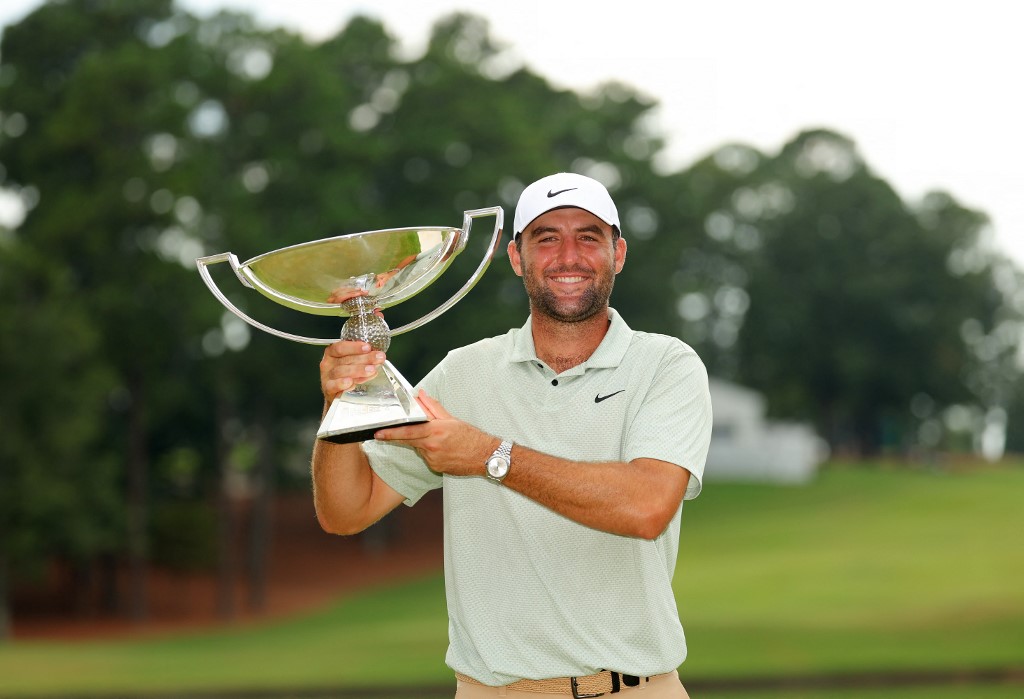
623,343,712,500
361,364,446,506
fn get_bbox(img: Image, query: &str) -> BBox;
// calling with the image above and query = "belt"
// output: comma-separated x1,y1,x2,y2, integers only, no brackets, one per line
455,670,672,697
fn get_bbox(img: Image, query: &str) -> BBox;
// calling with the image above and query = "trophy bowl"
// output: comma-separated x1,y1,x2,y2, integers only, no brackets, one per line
196,207,504,443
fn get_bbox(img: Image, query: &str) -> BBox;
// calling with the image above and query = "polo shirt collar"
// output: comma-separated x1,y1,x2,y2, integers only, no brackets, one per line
509,307,633,371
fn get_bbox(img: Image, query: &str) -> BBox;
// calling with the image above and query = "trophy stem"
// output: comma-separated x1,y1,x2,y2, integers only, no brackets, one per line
340,296,392,352
317,360,428,444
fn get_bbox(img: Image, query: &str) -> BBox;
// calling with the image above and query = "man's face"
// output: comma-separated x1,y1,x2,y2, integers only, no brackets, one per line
508,207,626,323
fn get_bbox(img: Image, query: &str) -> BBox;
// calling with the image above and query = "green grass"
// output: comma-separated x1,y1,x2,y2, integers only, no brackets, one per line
0,574,452,696
0,462,1021,697
675,462,1024,679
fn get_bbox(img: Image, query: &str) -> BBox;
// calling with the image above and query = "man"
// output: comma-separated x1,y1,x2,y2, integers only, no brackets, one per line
313,172,712,698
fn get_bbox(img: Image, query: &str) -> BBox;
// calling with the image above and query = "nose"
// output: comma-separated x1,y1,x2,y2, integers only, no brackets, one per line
555,237,581,266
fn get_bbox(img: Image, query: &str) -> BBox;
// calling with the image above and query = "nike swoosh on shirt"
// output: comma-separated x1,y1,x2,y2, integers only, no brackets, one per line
547,187,578,198
594,390,626,403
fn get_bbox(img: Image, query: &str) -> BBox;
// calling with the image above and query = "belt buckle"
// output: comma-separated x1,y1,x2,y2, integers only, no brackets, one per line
570,676,604,698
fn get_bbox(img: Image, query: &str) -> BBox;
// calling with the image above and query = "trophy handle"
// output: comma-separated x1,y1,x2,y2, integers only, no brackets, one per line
390,206,504,336
196,252,338,346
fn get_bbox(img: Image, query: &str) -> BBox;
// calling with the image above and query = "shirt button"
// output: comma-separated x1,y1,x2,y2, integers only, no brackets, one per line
551,379,558,386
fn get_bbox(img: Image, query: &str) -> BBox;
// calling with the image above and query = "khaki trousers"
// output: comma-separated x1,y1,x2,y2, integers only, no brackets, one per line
454,671,690,698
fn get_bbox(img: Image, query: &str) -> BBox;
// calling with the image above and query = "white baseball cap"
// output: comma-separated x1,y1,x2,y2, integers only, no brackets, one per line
513,172,621,238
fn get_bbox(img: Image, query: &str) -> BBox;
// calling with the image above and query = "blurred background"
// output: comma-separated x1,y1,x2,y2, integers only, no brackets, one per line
0,1,1021,697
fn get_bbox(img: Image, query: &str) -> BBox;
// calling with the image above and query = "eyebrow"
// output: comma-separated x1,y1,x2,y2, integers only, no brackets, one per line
527,223,607,238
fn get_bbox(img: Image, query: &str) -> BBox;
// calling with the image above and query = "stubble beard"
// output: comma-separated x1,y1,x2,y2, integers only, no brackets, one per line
522,261,615,324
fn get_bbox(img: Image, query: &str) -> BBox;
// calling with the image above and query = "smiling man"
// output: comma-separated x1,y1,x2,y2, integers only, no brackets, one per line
312,172,712,698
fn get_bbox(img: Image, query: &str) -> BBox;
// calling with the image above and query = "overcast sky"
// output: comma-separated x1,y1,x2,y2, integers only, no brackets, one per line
2,0,1022,267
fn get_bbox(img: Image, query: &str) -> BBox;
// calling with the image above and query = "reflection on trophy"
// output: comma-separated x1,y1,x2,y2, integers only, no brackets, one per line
196,207,504,443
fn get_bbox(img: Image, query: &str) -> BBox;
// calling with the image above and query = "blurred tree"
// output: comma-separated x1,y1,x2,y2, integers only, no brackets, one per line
691,129,1021,454
1003,384,1024,456
0,0,225,621
0,242,119,640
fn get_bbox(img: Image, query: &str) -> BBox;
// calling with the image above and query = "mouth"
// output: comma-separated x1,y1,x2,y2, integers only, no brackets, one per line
545,266,594,286
549,275,589,285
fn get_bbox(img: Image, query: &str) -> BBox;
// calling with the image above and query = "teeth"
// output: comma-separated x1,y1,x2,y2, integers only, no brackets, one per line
553,276,585,283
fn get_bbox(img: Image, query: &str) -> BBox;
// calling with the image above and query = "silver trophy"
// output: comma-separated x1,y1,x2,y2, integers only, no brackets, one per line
196,207,504,443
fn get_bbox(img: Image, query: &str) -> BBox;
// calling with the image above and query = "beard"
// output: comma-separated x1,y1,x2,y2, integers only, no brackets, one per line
521,260,615,324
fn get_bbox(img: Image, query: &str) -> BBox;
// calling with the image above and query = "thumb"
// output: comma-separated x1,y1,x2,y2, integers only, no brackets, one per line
416,390,452,420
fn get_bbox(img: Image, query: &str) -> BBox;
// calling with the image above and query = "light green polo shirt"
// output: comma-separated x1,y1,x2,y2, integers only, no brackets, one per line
362,308,712,685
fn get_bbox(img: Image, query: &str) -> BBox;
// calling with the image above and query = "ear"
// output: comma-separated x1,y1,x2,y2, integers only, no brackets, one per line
508,239,524,277
613,237,627,274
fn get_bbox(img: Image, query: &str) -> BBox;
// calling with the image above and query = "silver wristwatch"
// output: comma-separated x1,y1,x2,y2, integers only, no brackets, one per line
485,439,513,482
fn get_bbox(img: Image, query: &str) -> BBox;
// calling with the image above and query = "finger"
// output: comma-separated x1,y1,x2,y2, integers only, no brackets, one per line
325,340,373,358
374,422,432,442
324,376,355,397
322,348,386,400
327,353,386,388
322,347,380,376
416,390,452,420
335,350,386,371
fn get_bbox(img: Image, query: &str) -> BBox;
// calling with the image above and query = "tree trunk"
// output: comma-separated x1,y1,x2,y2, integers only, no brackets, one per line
216,387,236,620
247,402,274,612
71,559,93,617
0,467,10,641
0,552,11,642
98,553,118,615
126,373,149,622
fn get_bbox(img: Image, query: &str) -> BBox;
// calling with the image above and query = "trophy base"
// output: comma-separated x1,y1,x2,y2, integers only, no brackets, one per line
316,361,429,444
318,419,428,445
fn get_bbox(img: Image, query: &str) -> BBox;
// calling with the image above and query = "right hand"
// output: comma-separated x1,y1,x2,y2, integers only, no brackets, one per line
320,340,387,402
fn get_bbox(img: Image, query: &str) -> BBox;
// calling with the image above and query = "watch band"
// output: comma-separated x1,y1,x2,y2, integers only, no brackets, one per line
493,439,512,461
485,439,513,482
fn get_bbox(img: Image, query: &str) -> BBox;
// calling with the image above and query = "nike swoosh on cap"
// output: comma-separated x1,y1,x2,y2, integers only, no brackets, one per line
547,187,578,198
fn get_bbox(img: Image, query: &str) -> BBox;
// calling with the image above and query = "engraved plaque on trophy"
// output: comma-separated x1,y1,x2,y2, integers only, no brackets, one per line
196,207,503,443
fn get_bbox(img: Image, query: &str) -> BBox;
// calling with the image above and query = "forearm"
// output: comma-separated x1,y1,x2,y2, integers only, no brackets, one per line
310,402,377,535
374,393,690,539
500,445,689,540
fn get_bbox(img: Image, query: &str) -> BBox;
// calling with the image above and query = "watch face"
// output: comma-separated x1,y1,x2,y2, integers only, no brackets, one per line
487,456,509,479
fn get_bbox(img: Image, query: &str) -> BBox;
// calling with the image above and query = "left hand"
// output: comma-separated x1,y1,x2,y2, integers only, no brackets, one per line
374,391,497,477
